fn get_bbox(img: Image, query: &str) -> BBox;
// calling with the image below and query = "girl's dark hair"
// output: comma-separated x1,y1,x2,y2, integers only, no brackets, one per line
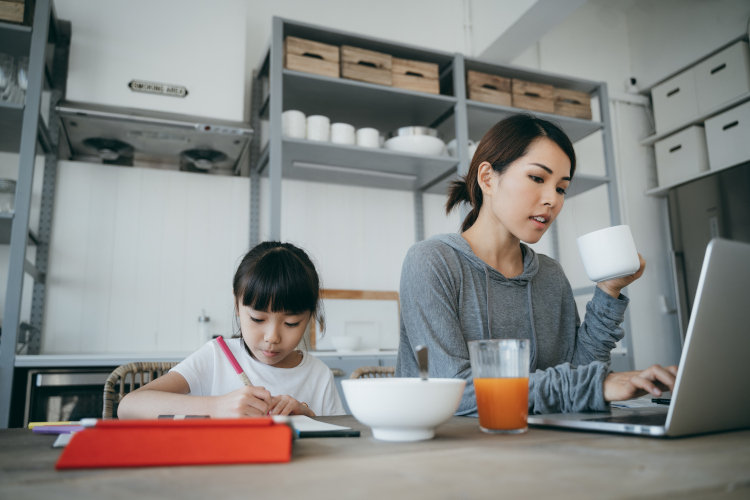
233,241,324,333
446,113,576,232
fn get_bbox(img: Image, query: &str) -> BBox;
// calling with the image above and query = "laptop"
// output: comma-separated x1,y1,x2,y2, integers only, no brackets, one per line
528,238,750,437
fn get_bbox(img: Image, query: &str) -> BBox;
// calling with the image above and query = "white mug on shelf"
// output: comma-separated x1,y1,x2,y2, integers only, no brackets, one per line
282,110,306,139
306,115,330,142
576,225,640,283
330,123,356,145
356,127,380,148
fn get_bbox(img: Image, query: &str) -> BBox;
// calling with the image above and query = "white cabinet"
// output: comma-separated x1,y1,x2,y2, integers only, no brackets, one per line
705,100,750,171
654,126,709,187
694,41,750,115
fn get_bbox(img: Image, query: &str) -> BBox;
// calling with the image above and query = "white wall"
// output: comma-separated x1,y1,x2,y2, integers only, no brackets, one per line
625,0,750,90
505,0,746,368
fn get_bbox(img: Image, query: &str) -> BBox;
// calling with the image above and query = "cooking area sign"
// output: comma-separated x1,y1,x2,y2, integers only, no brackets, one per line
128,80,188,98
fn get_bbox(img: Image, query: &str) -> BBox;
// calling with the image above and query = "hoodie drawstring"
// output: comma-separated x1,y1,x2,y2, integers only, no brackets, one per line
484,267,492,340
527,281,538,371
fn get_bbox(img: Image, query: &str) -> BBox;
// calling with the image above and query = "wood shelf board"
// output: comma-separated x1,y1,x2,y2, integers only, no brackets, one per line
283,70,457,134
466,100,603,144
645,160,750,197
263,138,458,192
463,57,600,94
638,92,750,146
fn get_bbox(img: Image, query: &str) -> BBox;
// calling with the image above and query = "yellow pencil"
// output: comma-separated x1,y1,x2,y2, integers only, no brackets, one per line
28,421,80,429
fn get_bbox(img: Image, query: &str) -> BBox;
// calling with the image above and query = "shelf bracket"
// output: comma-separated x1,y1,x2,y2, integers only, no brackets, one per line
24,259,45,284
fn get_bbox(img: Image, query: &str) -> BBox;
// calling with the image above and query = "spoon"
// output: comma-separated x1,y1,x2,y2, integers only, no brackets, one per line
416,345,428,381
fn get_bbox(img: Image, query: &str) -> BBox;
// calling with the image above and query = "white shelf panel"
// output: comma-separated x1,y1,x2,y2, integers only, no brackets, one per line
645,160,750,197
639,92,750,146
466,100,603,144
263,138,458,192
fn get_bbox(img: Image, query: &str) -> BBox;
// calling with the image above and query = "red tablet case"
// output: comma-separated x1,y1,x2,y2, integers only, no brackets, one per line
55,418,292,469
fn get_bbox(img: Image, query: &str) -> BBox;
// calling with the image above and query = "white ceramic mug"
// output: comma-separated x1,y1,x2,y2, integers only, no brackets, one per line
356,127,380,148
306,115,330,142
331,123,356,145
282,110,306,139
576,225,640,282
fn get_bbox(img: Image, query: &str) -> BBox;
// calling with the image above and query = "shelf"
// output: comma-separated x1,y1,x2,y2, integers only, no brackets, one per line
464,57,601,94
466,100,603,144
283,70,457,134
645,160,750,197
424,168,608,198
0,213,39,245
0,21,32,59
639,92,750,146
0,102,54,154
262,138,458,192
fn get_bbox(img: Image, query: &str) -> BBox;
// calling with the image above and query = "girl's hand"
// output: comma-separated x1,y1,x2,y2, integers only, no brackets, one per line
269,395,316,417
211,386,273,418
603,364,678,402
597,253,646,298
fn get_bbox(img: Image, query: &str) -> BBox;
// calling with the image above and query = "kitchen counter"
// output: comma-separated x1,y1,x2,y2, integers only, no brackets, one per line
14,350,398,367
1,416,748,499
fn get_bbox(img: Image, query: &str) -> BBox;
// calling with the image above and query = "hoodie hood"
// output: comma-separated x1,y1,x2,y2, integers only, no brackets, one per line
432,233,540,286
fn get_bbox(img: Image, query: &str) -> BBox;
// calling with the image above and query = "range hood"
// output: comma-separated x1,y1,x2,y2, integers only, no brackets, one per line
56,101,253,174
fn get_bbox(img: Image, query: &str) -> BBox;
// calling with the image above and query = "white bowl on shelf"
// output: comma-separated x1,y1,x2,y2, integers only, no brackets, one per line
384,135,446,157
330,336,361,352
341,378,466,442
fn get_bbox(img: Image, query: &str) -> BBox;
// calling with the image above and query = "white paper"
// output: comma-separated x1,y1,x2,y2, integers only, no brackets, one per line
52,433,74,448
611,396,663,409
286,415,352,432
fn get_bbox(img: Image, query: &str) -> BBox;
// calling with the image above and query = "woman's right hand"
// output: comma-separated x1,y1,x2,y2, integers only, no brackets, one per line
211,386,274,418
603,364,678,402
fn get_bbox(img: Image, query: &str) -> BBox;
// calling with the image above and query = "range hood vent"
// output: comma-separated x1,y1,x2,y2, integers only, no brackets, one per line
57,101,253,175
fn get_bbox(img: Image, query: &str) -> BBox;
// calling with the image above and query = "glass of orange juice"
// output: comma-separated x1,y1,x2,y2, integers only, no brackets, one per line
468,339,530,434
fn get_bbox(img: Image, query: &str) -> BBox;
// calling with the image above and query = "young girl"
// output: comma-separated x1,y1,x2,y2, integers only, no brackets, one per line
396,113,677,415
118,241,345,419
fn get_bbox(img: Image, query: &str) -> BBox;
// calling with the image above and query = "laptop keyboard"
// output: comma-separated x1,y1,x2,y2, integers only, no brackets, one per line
586,413,667,426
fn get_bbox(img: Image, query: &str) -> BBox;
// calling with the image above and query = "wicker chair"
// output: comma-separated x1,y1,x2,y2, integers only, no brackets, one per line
103,361,179,419
349,366,396,379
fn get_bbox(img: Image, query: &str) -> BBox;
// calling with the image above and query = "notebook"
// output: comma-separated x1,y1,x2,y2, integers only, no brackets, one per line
528,238,750,437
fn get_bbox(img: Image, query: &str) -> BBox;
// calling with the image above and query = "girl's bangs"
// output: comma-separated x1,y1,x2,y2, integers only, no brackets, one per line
240,252,317,314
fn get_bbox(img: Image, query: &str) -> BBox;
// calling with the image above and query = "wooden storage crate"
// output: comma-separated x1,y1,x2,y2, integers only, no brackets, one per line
554,88,592,120
392,57,439,94
0,0,32,25
341,45,392,86
511,79,555,114
284,36,340,79
467,70,511,106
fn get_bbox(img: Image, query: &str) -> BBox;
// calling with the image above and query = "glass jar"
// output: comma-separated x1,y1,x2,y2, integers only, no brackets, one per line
0,179,16,214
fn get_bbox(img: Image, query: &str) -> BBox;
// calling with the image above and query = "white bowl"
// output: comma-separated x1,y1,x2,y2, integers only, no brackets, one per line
383,135,446,156
341,378,466,442
330,336,361,352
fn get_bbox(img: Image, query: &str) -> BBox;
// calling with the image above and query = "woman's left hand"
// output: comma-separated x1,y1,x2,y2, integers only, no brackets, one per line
597,253,646,298
268,395,315,417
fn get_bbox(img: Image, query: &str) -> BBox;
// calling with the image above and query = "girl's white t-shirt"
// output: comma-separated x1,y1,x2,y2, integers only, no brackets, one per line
171,338,345,416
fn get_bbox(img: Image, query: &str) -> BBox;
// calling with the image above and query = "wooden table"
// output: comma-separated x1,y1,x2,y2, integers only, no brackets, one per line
1,416,749,499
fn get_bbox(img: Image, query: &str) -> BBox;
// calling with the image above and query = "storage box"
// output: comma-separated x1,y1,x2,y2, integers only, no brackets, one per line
553,88,592,120
651,68,700,134
654,125,709,187
392,58,439,94
284,36,340,79
341,46,392,86
705,100,750,171
511,79,555,114
694,41,750,115
466,70,511,106
0,0,31,25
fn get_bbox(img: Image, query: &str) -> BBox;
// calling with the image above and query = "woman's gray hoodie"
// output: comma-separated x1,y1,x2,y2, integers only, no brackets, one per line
395,233,628,415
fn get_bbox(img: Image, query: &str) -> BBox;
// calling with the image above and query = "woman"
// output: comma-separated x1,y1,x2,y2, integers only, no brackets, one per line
395,114,677,415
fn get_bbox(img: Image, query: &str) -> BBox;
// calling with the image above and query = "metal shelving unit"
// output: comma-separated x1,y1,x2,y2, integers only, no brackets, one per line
0,0,70,428
248,17,632,370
